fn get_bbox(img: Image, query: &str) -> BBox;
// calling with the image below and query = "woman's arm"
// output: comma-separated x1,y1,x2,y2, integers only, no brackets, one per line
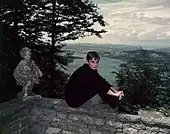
96,73,124,99
107,87,124,100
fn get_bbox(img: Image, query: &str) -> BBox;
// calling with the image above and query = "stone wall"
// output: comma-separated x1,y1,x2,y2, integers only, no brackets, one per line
0,97,170,134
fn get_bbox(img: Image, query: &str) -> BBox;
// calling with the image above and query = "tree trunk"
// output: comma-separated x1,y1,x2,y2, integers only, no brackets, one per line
49,0,56,76
51,0,56,52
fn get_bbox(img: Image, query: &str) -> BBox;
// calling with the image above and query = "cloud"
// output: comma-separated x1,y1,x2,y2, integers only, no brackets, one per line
66,0,170,46
137,0,170,7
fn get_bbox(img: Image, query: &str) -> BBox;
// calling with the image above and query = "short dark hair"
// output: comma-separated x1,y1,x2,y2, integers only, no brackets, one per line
86,51,100,61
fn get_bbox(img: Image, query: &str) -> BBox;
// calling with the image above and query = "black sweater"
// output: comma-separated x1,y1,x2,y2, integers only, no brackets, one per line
65,63,112,107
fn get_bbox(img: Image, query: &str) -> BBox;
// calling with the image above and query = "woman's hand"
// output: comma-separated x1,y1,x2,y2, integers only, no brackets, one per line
107,88,124,100
115,91,124,100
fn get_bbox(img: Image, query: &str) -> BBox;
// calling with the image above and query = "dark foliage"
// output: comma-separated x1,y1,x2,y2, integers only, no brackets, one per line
114,48,170,109
0,0,106,102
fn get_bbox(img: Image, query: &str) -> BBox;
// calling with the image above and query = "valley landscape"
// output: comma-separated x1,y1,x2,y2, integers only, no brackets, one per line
65,43,170,86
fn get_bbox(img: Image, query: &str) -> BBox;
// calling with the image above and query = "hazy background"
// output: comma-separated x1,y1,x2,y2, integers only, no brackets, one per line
66,0,170,48
65,0,170,86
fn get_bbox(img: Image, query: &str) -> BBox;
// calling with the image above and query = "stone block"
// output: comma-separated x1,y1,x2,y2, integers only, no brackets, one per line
56,112,67,119
90,130,102,134
46,127,61,134
106,121,123,129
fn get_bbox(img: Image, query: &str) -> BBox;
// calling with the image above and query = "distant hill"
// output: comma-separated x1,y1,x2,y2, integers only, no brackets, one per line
66,43,139,53
154,47,170,53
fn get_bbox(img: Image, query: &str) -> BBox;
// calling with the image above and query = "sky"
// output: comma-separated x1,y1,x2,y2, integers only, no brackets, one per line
67,0,170,48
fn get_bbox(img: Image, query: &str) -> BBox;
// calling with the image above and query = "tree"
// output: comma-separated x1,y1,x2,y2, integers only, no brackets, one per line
114,48,170,108
29,0,107,98
0,0,106,100
0,0,27,101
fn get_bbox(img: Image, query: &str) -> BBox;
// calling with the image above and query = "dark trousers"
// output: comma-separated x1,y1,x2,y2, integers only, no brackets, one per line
99,94,119,108
99,94,139,115
65,89,139,115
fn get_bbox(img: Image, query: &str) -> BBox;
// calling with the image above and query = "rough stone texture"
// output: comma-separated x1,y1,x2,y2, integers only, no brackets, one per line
0,97,170,134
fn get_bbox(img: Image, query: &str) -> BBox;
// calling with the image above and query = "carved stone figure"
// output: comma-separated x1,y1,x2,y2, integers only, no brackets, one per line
13,47,43,101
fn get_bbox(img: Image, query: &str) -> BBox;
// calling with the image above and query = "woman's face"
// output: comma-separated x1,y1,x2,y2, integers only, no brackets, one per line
87,58,100,70
24,51,31,60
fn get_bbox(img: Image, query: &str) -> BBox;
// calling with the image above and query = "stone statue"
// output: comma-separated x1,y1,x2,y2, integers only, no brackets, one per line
13,47,43,101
